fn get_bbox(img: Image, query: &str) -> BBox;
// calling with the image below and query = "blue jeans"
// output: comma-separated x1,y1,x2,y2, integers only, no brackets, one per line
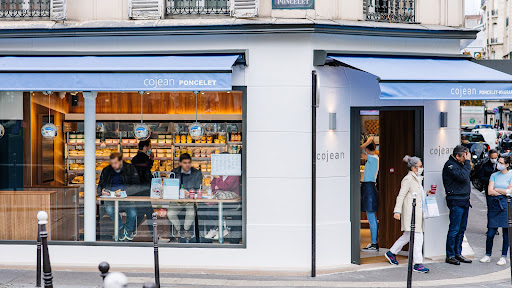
366,211,379,244
105,202,137,233
446,205,469,258
486,228,509,257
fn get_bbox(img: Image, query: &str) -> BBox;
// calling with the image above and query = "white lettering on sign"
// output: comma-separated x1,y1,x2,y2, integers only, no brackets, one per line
178,79,217,87
143,78,175,89
450,87,477,97
276,0,310,3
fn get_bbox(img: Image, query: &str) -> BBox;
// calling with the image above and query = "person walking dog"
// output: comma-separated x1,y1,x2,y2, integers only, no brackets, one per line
385,155,431,273
480,155,512,266
443,145,473,265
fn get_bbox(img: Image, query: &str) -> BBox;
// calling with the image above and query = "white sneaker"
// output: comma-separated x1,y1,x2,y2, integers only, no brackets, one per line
205,229,217,239
213,228,229,240
480,255,491,263
497,257,507,266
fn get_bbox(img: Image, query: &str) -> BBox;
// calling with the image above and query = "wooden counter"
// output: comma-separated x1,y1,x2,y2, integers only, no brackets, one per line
0,187,78,241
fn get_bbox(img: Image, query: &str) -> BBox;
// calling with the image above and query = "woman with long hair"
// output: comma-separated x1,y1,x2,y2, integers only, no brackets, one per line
385,155,431,273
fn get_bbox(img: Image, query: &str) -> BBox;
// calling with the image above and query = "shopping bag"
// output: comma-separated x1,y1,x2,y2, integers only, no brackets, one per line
162,178,180,200
424,196,440,218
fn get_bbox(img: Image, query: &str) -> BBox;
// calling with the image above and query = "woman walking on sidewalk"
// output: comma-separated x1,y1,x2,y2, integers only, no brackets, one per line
480,155,512,266
385,155,432,273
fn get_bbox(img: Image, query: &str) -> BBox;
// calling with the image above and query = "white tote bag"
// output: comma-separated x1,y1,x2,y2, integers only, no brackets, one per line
424,195,440,218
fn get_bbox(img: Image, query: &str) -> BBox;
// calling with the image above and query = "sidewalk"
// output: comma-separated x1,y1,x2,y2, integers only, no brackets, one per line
1,188,510,288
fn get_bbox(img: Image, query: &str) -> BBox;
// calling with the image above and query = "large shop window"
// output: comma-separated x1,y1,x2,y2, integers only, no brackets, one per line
0,90,245,246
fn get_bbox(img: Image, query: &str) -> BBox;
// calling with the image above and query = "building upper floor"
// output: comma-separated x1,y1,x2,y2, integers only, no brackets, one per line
0,0,464,27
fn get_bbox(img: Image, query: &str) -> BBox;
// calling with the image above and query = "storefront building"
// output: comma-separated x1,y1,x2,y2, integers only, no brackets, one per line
1,16,511,273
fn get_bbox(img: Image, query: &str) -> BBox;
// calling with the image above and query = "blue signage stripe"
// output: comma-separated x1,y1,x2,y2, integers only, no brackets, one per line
380,82,512,100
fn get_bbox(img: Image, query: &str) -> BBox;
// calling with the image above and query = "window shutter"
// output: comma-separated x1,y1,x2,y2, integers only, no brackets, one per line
129,0,164,20
50,0,66,21
230,0,258,18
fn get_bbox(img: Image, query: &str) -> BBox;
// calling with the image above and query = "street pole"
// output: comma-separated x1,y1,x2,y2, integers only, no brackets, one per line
36,213,42,287
38,211,53,288
407,193,417,288
152,213,160,288
507,189,512,285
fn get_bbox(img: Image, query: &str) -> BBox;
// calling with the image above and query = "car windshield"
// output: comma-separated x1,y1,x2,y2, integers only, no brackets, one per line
461,133,485,142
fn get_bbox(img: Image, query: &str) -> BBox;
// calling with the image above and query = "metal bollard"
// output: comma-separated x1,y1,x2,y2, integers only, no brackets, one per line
406,193,417,288
99,261,111,282
143,283,158,288
36,212,42,287
38,211,53,288
152,213,160,288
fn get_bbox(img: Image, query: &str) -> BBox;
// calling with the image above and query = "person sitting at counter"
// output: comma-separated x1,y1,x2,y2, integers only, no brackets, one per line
167,153,203,242
97,152,140,241
204,174,240,240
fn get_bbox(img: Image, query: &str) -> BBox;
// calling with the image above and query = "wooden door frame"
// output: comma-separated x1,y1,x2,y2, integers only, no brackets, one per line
350,106,424,265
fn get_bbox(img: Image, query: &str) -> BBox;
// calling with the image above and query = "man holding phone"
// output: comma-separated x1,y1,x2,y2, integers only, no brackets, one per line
442,145,473,265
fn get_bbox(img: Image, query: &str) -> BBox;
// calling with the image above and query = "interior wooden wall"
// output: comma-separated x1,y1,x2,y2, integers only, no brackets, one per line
69,91,243,114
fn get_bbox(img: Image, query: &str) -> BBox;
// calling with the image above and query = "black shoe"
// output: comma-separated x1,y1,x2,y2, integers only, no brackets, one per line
362,243,379,251
446,257,461,265
455,255,472,263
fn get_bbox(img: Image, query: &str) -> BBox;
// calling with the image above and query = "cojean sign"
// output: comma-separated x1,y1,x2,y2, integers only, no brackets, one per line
380,82,512,100
272,0,314,9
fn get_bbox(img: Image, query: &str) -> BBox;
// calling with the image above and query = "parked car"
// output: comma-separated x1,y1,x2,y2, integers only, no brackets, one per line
472,128,498,150
473,124,494,130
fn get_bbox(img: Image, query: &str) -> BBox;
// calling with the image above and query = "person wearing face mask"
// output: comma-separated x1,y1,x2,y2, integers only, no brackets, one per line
384,155,431,273
479,149,500,205
131,139,155,236
480,155,512,266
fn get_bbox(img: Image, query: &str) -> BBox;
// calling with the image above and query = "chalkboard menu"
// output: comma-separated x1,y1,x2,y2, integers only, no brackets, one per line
273,0,314,9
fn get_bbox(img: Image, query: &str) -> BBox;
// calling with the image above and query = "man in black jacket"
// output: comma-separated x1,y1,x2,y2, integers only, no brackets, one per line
479,149,499,204
443,145,473,265
97,152,140,241
131,140,155,235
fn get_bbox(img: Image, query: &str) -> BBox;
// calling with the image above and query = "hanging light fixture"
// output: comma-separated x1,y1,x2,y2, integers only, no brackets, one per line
41,92,58,140
133,91,151,141
189,91,204,140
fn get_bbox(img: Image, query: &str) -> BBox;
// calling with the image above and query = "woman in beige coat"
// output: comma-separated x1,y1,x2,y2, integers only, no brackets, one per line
384,155,432,273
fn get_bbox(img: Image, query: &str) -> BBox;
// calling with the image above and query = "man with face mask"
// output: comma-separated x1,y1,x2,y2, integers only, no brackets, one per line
97,152,140,241
131,140,155,236
479,149,499,205
442,145,473,265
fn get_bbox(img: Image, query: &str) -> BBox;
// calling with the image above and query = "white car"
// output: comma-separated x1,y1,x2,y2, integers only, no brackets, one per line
473,128,498,150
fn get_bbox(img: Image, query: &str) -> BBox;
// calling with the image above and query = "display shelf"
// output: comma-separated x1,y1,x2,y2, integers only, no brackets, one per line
151,143,174,147
174,143,226,147
174,157,211,161
68,170,103,174
67,156,110,160
67,142,119,146
227,141,242,145
120,143,138,147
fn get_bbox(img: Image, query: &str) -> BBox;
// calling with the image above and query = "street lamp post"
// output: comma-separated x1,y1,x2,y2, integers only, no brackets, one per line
407,192,417,288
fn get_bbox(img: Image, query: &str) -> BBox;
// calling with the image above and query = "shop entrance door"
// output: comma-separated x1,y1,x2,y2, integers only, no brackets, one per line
350,107,423,265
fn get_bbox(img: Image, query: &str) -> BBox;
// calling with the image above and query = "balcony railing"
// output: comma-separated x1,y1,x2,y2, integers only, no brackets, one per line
490,37,499,44
491,9,498,16
365,0,416,23
166,0,230,15
0,0,50,18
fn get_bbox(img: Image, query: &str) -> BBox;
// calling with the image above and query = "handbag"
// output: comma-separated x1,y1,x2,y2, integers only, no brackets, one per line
214,190,239,200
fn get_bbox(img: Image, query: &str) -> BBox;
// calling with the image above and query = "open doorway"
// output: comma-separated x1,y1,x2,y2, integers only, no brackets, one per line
350,107,424,265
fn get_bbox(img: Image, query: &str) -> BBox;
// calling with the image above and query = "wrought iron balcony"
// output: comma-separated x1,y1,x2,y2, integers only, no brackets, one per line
166,0,230,15
365,0,416,24
0,0,50,18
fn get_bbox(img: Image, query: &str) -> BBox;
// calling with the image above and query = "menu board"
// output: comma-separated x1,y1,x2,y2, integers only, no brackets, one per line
211,154,242,176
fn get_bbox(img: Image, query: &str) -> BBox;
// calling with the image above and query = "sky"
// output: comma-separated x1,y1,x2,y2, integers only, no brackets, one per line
465,0,481,15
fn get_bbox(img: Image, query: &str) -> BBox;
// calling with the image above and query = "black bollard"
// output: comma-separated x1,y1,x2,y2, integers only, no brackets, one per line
99,261,110,282
39,211,53,288
507,190,512,285
406,193,417,288
36,213,42,287
143,283,158,288
152,213,160,288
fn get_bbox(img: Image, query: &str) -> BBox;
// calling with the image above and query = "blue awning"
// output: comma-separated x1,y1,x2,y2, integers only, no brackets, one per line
0,55,240,91
328,55,512,100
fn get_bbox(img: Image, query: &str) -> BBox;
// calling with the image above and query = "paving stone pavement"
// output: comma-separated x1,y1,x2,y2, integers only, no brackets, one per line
1,188,512,288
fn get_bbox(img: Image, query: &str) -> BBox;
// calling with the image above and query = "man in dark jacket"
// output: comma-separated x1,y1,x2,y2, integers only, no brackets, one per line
443,145,473,265
479,149,499,204
131,140,155,235
166,153,203,242
97,152,140,241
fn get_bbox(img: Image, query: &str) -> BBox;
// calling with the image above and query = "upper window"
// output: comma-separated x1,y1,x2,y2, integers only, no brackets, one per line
365,0,416,24
0,0,50,19
166,0,230,16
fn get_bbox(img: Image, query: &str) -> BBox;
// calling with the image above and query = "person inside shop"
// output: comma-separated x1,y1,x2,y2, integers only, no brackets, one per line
480,155,512,266
131,139,155,236
167,153,203,242
360,136,379,251
97,152,140,241
385,155,431,273
479,149,499,205
204,153,240,241
442,145,473,265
